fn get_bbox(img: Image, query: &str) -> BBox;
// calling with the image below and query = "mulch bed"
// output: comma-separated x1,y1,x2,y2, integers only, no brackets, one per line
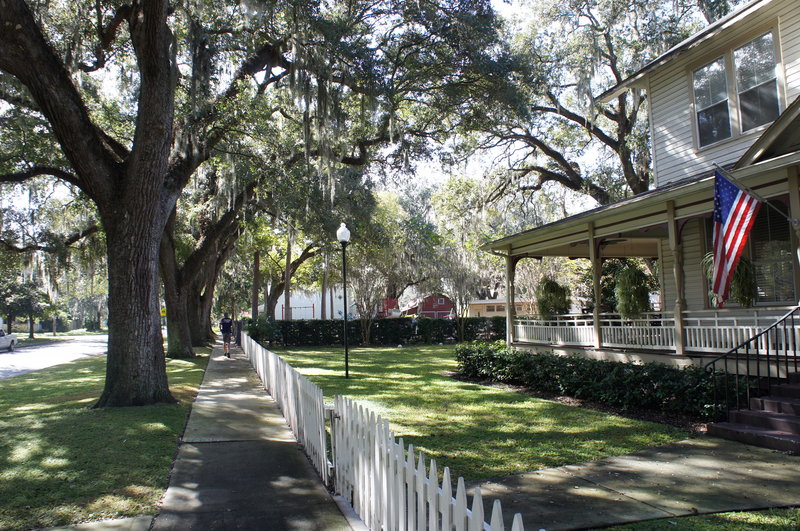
446,371,709,435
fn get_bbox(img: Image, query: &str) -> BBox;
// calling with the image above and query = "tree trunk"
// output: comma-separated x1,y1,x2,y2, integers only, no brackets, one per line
96,222,175,407
284,229,293,320
252,250,260,320
28,316,34,339
265,280,285,321
360,317,374,346
187,278,208,346
321,253,328,320
160,223,194,358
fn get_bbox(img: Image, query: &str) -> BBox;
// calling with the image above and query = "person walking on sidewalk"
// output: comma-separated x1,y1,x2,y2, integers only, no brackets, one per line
220,313,234,358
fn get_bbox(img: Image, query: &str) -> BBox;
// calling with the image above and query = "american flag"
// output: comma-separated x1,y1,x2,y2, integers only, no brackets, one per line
712,171,761,306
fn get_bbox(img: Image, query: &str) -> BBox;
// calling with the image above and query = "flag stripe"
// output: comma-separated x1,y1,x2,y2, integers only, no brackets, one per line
711,172,761,306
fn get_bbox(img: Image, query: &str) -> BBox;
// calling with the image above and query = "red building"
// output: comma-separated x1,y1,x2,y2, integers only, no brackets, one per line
402,293,455,319
376,298,399,318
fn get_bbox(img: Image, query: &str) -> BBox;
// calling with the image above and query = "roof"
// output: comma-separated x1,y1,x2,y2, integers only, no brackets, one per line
597,0,774,103
482,173,708,253
482,150,800,258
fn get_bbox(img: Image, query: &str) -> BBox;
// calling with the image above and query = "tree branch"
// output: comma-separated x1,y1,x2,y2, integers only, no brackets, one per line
0,224,100,253
77,4,133,73
0,166,81,187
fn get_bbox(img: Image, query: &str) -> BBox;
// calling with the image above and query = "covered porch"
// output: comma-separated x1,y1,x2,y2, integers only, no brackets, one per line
484,153,800,367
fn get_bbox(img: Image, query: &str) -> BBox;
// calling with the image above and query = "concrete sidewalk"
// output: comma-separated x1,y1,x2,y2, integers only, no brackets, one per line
469,436,800,530
151,346,351,530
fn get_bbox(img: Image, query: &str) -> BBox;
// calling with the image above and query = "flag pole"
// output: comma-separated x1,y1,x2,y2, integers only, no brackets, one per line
712,161,800,226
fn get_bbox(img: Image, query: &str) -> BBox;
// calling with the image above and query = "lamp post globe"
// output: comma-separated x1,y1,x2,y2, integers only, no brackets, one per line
337,223,350,378
337,222,351,244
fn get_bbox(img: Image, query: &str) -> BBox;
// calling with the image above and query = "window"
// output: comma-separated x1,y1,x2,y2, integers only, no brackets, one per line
694,57,731,147
496,305,505,312
692,32,779,148
734,33,779,132
437,298,444,305
750,202,794,303
486,305,495,312
704,201,795,305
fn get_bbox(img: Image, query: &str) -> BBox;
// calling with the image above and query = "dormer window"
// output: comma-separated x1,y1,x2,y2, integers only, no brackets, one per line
692,31,780,148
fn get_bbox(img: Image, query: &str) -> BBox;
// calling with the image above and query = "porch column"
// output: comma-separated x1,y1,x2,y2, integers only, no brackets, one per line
667,201,686,355
788,169,800,296
588,222,602,349
505,250,518,345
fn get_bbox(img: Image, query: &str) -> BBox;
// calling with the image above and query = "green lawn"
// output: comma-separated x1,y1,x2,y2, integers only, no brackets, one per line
0,351,208,530
607,506,800,530
274,345,686,481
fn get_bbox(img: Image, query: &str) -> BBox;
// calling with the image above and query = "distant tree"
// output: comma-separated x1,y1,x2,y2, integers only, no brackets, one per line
438,246,483,342
614,264,653,319
534,276,571,319
0,279,47,338
453,0,724,208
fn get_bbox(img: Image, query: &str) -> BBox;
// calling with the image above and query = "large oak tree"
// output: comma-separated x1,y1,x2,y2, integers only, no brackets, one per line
0,0,504,406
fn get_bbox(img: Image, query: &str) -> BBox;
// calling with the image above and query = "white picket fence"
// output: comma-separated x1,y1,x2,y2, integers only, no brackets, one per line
333,394,524,531
242,333,524,531
241,333,329,484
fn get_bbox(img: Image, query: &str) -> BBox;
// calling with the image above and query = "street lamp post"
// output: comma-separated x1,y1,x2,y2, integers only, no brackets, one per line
336,223,351,378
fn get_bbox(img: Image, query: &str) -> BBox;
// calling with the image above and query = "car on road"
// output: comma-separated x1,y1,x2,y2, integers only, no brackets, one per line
0,329,17,351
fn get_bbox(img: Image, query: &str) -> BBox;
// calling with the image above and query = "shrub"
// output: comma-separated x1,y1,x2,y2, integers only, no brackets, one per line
454,341,743,420
534,277,570,318
248,316,506,346
614,264,652,319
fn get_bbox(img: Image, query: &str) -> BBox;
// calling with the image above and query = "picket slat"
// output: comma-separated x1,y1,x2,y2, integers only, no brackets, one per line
469,488,484,531
243,333,524,531
441,467,452,531
454,477,468,531
490,500,504,530
428,459,439,531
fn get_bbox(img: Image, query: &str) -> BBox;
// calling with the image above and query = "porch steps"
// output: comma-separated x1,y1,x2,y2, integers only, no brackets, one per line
708,423,800,453
708,374,800,454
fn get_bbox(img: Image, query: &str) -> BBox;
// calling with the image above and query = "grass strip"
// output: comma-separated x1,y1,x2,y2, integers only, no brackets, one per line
274,345,686,481
0,350,209,530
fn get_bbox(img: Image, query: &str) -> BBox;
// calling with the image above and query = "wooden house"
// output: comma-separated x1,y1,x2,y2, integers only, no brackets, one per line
484,0,800,368
402,294,456,319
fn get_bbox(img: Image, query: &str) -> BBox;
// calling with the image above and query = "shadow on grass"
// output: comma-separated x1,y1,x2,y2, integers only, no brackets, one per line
0,354,208,530
271,346,685,481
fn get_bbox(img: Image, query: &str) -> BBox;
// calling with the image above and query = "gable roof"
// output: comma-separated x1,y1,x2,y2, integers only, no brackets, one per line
597,0,774,103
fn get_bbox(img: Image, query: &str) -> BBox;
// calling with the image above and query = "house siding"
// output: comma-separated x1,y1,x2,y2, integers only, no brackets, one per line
651,0,800,186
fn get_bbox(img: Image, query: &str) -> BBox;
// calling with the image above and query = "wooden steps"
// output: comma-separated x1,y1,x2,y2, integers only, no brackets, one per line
709,373,800,453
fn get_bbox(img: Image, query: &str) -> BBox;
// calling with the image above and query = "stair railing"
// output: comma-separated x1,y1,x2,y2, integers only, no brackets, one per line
705,305,800,413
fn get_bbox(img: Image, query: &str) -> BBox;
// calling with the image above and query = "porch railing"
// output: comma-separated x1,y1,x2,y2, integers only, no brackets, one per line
514,306,798,354
705,306,800,411
514,314,595,346
514,312,674,350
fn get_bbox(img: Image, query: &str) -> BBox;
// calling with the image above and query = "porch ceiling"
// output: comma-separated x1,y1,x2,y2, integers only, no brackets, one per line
516,235,664,259
484,152,800,260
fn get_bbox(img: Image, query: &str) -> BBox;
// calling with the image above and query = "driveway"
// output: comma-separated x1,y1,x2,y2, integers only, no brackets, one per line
0,335,108,380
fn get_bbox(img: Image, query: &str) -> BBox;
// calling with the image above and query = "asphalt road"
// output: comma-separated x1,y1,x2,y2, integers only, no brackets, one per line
0,334,108,380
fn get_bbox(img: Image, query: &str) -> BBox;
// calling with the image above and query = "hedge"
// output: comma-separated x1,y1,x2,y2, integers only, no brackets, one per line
246,315,507,346
454,341,745,420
